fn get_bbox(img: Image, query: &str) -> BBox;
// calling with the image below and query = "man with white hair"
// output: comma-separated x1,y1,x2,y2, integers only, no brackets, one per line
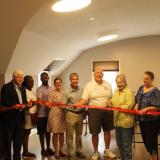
76,67,116,160
0,69,28,160
0,110,4,159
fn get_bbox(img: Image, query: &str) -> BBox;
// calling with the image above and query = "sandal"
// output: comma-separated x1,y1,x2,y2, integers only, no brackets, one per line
59,151,67,157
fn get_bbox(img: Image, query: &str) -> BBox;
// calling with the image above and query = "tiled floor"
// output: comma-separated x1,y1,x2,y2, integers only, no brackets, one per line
23,125,160,160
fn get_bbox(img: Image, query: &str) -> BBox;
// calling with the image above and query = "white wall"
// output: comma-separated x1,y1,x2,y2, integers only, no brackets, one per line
60,36,160,93
5,29,56,78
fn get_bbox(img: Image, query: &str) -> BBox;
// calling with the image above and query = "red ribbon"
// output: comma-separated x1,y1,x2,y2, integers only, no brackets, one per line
0,100,160,116
0,104,25,112
37,100,160,116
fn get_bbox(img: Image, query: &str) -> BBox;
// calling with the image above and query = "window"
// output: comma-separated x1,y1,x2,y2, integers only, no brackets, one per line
93,61,119,71
103,71,117,92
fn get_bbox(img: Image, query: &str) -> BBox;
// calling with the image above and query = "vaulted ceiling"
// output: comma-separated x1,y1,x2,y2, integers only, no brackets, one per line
1,0,160,76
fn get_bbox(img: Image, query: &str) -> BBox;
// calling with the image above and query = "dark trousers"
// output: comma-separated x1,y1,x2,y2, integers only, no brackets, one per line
3,118,23,160
139,120,159,155
0,122,4,160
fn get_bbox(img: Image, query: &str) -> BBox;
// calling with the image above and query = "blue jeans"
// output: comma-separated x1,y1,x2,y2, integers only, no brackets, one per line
115,127,134,160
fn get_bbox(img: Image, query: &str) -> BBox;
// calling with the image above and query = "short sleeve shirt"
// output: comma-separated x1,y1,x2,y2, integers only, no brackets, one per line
136,85,160,121
36,85,51,117
82,80,112,107
65,87,83,112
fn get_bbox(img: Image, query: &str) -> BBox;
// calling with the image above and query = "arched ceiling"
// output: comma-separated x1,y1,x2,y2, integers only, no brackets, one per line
1,0,160,76
0,0,50,75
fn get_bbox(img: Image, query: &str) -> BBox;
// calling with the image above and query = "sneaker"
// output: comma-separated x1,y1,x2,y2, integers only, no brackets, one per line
76,152,86,158
104,150,116,159
91,151,100,160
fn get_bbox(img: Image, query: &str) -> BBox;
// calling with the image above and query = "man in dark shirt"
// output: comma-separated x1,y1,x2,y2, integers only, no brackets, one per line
0,69,27,160
0,112,4,160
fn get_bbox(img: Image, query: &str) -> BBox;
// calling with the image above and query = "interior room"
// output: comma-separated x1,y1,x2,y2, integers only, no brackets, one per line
1,0,160,160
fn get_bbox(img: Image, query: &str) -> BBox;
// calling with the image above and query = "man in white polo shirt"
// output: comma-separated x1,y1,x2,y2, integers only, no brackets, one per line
77,67,116,160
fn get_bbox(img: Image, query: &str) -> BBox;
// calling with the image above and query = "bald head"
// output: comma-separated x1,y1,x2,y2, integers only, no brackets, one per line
13,69,24,77
12,69,24,86
94,66,104,84
94,66,103,73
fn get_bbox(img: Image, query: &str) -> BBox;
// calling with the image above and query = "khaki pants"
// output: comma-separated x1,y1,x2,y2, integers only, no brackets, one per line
66,111,83,156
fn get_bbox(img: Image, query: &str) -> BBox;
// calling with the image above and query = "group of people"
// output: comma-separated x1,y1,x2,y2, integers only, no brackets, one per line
0,67,160,160
0,70,86,160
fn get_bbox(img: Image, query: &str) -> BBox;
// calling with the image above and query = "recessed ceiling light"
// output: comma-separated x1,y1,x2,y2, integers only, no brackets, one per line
89,17,94,21
52,0,92,12
97,34,118,42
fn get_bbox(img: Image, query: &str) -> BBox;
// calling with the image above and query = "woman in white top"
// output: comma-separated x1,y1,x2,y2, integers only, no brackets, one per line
22,75,37,158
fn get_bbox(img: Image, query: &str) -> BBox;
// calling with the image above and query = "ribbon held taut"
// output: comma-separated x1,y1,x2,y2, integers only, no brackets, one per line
0,100,160,116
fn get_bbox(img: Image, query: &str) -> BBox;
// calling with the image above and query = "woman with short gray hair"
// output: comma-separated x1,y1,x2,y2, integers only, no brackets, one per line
111,74,135,160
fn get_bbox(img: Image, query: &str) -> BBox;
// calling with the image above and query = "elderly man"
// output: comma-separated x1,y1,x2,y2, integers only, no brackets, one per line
0,111,4,159
77,67,116,160
1,70,27,160
65,73,86,160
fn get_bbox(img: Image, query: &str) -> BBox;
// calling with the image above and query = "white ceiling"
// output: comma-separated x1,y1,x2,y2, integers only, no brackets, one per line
0,0,50,75
1,0,160,76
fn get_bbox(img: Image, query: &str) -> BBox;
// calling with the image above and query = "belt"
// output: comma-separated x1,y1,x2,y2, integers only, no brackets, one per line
68,110,82,114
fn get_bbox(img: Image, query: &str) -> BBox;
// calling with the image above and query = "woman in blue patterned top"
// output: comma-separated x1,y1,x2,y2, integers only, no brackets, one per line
135,71,160,160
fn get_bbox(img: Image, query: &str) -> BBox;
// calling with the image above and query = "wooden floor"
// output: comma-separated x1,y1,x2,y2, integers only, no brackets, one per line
23,125,160,160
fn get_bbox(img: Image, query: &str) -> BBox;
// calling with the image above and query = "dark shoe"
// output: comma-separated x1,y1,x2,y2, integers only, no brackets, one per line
13,155,21,160
76,152,86,158
59,151,67,157
46,148,55,155
13,158,21,160
22,152,36,158
41,150,50,157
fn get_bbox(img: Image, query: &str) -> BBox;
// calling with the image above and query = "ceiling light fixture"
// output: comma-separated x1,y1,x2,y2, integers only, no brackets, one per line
52,0,92,12
89,17,94,21
97,34,118,42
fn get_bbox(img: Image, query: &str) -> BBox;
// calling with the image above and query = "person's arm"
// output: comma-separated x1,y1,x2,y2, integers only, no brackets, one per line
134,86,143,110
134,103,139,110
48,91,53,103
141,88,160,114
75,83,90,107
75,98,88,106
63,91,69,105
106,99,112,107
140,106,158,115
36,88,43,110
119,89,135,109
